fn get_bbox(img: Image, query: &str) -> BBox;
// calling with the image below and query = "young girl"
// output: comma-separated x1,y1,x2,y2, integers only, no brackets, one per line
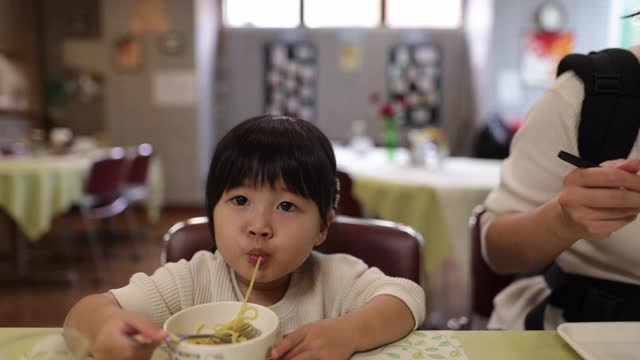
64,115,425,359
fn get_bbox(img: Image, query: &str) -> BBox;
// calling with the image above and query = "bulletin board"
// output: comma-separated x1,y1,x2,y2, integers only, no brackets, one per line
263,41,317,122
386,43,443,128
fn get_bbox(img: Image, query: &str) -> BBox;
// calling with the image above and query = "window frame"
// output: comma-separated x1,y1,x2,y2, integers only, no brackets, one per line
222,0,464,29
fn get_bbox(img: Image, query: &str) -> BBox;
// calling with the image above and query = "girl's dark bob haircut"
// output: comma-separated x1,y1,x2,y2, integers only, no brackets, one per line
205,114,337,240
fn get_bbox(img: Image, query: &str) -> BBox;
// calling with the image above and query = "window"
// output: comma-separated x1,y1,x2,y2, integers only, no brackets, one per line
386,0,462,29
223,0,463,29
304,0,381,28
224,0,300,28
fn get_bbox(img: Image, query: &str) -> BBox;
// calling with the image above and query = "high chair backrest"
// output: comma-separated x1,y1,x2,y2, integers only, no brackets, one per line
161,215,423,284
336,170,363,217
161,217,211,265
318,216,423,283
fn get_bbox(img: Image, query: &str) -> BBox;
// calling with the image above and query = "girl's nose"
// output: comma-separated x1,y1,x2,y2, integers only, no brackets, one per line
248,219,273,239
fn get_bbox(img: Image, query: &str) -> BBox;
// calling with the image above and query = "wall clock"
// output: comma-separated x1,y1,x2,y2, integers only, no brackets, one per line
535,2,566,32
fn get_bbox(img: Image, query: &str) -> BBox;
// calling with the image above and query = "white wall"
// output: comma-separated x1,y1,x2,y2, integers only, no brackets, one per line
469,0,615,125
102,0,215,205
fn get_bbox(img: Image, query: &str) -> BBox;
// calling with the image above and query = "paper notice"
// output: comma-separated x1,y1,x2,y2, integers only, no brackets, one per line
152,70,197,107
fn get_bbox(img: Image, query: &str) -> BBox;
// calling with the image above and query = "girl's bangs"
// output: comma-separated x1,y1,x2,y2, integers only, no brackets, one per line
225,145,311,198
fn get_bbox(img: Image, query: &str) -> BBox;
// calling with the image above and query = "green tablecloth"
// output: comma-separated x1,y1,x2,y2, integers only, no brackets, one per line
353,177,491,274
0,153,164,241
353,177,450,273
335,146,501,275
0,329,582,360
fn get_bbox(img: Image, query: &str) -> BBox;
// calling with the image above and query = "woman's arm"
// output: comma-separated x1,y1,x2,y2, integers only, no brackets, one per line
485,197,578,273
486,159,640,273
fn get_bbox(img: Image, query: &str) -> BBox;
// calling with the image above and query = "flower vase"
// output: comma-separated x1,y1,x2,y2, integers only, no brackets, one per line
383,116,398,160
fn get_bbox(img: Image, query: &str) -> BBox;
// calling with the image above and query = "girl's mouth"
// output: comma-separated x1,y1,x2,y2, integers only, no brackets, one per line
248,251,269,266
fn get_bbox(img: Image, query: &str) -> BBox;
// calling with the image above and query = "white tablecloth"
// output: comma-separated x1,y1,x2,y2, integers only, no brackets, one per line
334,145,500,190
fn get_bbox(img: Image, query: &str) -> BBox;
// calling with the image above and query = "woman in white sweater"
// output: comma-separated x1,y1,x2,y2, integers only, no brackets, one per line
481,43,640,330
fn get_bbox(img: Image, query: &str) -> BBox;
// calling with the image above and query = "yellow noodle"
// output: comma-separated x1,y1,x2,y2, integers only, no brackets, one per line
187,257,262,345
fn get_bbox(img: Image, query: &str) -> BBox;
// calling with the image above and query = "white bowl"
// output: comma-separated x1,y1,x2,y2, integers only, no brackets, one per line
163,301,279,360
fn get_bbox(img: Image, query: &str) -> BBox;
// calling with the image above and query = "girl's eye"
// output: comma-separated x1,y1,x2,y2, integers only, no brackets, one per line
231,196,248,206
278,201,297,212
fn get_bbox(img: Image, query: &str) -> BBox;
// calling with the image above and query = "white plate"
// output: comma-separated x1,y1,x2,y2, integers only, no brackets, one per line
557,322,640,360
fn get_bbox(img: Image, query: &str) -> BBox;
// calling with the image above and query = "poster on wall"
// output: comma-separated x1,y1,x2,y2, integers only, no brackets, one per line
263,41,317,122
129,0,170,34
521,32,574,87
386,43,443,128
114,34,143,71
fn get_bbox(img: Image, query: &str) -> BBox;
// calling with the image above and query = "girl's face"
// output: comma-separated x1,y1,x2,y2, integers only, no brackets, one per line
212,180,331,294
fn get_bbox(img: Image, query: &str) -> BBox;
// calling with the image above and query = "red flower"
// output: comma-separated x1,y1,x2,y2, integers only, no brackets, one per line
380,103,394,117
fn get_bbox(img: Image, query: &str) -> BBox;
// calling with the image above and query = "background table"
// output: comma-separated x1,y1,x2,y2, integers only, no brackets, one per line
0,152,164,241
0,151,164,283
0,328,581,360
334,145,501,327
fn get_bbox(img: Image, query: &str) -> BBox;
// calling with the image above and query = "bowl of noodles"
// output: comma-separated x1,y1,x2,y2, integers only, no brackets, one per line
163,301,279,360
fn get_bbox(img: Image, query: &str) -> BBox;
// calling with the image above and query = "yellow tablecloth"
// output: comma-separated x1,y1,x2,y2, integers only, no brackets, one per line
0,152,164,241
0,328,581,360
353,178,449,273
334,145,501,273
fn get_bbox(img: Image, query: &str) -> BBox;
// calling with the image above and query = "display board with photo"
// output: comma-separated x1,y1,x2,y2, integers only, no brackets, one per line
386,43,442,128
263,41,317,122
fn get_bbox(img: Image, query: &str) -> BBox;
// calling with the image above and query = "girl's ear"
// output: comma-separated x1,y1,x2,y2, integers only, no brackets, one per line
314,210,336,247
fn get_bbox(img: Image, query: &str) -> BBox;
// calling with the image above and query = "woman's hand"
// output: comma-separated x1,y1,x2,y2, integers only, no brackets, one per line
557,158,640,241
270,318,356,360
91,310,167,360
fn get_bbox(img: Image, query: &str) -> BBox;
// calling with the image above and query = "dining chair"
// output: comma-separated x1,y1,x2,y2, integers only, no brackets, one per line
75,147,131,282
122,143,154,243
336,170,363,218
468,205,515,329
161,215,424,284
123,143,153,203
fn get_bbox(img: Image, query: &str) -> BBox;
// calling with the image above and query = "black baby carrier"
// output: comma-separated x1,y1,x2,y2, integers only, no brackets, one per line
524,48,640,329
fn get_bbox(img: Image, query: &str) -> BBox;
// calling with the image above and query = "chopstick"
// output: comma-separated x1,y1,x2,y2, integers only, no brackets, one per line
557,150,599,168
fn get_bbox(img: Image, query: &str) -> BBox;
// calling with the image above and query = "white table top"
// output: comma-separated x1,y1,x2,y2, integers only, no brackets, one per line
333,144,502,190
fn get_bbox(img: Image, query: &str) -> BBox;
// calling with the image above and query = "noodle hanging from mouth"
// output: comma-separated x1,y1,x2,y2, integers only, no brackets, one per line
187,257,263,345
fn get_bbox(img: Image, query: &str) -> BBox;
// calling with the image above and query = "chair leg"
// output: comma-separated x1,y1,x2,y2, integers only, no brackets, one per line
60,215,77,262
125,207,143,261
15,227,29,279
81,215,105,284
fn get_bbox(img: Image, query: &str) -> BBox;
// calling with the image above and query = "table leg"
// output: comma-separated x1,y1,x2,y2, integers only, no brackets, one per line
0,216,79,286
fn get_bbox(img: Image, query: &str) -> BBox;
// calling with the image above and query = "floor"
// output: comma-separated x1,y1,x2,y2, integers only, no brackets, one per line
0,207,205,327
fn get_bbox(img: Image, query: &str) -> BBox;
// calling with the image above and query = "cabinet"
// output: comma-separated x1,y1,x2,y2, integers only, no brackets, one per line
0,0,43,129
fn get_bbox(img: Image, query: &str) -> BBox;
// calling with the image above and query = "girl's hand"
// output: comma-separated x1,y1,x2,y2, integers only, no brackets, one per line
91,310,167,360
557,158,640,240
269,318,356,360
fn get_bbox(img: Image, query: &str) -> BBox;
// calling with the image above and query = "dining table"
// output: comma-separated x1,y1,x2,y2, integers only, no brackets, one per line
0,149,164,282
0,151,164,241
0,327,582,360
333,144,502,327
